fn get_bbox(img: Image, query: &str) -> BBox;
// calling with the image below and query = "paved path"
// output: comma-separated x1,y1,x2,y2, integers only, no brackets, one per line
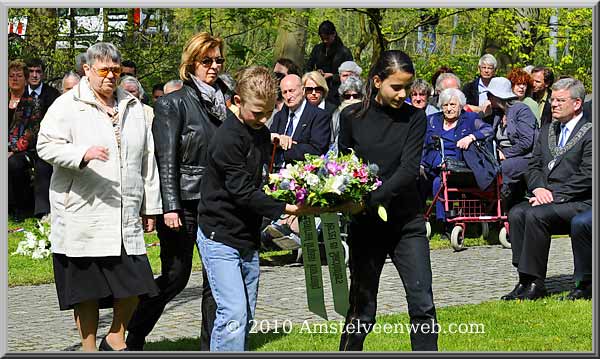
7,239,575,351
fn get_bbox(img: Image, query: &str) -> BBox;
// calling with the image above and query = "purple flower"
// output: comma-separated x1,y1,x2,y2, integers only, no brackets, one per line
295,188,308,204
326,161,342,175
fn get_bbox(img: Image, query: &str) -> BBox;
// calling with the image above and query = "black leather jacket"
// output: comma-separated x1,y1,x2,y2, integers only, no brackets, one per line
152,81,225,213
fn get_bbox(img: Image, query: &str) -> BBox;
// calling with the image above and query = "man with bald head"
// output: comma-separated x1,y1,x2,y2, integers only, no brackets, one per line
269,74,331,171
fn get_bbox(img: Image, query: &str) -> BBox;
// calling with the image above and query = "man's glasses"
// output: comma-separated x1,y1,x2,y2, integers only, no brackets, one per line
199,57,225,66
342,93,361,100
305,86,324,94
92,65,122,78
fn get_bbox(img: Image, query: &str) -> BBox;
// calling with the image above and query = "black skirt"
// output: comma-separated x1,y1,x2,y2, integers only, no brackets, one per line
52,244,159,311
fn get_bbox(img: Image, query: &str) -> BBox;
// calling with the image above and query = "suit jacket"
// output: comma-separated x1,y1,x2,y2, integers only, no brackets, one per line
527,115,592,204
462,77,481,107
270,101,331,166
27,83,60,117
539,90,553,126
582,100,592,123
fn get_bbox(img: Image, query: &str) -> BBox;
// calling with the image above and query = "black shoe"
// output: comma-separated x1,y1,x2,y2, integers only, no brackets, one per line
99,336,129,351
501,283,527,301
561,286,592,301
522,282,547,300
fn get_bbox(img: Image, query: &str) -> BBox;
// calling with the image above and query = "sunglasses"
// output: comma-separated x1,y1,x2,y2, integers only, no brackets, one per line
199,57,225,66
342,93,362,100
305,86,324,94
91,65,122,78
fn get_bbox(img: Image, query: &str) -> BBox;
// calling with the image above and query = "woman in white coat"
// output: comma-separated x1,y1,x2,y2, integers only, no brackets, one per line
36,42,162,352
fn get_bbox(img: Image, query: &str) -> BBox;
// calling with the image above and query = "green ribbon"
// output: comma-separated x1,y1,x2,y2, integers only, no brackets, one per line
298,215,327,320
320,212,350,317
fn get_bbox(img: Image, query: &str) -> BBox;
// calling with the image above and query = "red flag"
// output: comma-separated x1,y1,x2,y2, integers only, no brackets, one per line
133,8,141,27
17,22,23,35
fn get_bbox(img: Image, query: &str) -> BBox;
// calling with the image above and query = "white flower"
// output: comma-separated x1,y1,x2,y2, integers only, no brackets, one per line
305,173,319,187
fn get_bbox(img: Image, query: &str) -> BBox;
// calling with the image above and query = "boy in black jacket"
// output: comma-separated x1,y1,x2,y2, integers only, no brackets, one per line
196,66,319,351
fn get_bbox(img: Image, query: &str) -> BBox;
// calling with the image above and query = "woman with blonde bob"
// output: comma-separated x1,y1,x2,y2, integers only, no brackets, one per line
126,32,228,351
302,70,337,115
197,66,322,351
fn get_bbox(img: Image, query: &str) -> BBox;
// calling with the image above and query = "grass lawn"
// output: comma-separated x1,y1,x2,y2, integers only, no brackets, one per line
6,217,562,286
7,218,299,286
142,296,592,352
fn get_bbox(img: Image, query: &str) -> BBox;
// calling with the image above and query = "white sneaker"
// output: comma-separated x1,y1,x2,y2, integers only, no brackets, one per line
271,233,302,250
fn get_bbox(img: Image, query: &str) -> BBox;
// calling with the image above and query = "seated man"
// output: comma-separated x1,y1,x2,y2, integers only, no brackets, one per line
501,78,591,301
562,209,592,300
266,74,330,248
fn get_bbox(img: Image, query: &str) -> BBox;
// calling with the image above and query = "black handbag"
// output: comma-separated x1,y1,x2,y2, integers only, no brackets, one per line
442,157,472,173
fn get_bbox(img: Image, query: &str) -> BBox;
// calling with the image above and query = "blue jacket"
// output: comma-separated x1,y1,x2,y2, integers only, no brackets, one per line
421,110,493,177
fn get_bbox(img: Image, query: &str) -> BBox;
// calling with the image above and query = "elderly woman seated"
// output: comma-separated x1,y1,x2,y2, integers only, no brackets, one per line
410,79,438,116
485,77,537,208
420,88,493,223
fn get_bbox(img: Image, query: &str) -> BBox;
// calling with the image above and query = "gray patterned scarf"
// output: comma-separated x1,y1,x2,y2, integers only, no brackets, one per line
191,74,227,123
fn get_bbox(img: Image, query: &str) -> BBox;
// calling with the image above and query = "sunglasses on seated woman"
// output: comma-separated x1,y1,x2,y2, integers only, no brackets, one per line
199,57,225,66
304,86,325,94
342,92,362,100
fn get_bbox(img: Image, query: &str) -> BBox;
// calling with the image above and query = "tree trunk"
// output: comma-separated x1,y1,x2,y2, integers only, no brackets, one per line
273,9,308,69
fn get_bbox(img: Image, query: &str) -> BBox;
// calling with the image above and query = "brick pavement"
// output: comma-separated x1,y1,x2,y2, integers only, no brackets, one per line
7,239,575,351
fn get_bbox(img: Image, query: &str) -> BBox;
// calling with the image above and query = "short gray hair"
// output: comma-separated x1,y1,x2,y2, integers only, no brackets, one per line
61,71,80,90
164,79,184,93
551,78,586,102
438,88,466,109
86,42,121,66
119,75,145,99
478,54,497,69
435,73,461,93
410,79,432,98
338,61,362,76
75,52,87,75
338,75,363,95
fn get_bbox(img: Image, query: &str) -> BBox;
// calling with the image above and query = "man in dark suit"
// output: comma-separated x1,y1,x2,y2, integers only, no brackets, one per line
264,74,330,249
26,58,61,218
531,66,554,126
501,78,592,301
270,74,331,171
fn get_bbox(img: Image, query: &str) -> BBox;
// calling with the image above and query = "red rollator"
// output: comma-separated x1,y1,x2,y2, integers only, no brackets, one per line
424,136,510,251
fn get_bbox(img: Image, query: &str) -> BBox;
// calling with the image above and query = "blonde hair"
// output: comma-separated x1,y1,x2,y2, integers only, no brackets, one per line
235,66,278,105
302,71,329,99
179,32,224,81
9,59,28,78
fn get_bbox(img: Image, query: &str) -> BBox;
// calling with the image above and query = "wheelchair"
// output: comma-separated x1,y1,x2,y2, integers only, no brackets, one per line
423,135,510,251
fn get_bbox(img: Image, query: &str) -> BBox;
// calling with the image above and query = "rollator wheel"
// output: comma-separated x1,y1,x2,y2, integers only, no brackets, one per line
499,227,511,249
450,226,464,251
341,240,350,266
425,221,432,240
481,222,489,239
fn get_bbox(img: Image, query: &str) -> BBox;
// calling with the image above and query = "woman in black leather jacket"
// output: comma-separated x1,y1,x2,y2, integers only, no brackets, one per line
126,32,228,351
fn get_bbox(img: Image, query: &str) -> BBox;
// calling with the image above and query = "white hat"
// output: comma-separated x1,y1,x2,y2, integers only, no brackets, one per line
485,77,518,100
338,61,362,76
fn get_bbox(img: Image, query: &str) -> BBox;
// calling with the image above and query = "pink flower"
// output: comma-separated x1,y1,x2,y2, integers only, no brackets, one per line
304,164,317,172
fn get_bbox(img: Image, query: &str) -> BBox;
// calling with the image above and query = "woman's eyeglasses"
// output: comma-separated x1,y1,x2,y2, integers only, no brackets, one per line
305,86,324,94
92,65,122,78
199,57,225,66
342,93,361,100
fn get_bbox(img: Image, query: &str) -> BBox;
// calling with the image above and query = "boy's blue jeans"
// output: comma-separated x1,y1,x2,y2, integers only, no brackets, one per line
197,226,259,351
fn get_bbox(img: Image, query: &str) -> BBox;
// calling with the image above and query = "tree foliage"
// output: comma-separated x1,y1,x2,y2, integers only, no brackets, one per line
8,7,593,93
